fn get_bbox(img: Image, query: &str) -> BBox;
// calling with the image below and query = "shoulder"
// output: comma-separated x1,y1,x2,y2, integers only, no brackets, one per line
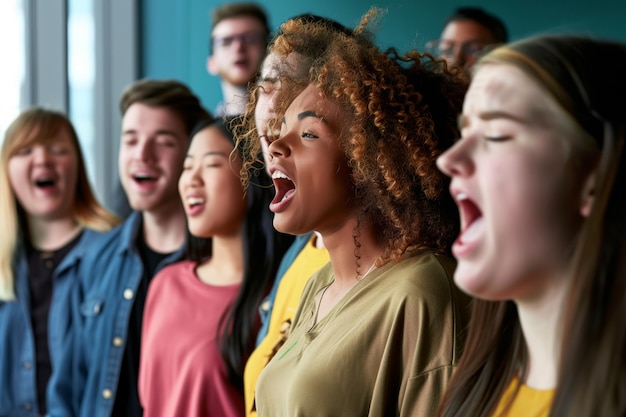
151,261,195,287
367,250,459,308
300,262,333,297
383,250,454,287
147,261,198,302
80,215,139,262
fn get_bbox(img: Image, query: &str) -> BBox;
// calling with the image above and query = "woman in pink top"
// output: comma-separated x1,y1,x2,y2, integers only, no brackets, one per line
139,118,291,417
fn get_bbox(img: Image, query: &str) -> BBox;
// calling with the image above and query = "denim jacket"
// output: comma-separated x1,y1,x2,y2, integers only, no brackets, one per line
0,229,105,417
46,212,184,417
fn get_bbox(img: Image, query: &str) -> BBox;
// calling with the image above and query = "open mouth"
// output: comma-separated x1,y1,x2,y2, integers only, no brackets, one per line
132,173,157,184
187,197,205,209
34,178,55,189
271,170,295,205
234,58,248,68
456,192,483,242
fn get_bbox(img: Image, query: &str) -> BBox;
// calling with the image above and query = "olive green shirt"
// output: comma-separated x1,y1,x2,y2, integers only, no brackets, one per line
255,249,471,417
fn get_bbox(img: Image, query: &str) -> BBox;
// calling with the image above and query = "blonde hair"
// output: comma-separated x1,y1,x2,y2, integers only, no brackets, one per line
0,108,119,300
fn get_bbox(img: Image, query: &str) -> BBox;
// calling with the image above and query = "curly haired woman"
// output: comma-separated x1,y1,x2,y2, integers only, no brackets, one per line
237,9,470,417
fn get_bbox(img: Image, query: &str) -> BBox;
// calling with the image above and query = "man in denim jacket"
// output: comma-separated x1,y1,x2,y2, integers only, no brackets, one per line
47,79,211,417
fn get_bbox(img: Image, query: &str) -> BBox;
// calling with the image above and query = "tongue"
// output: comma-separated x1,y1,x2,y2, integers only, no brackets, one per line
282,189,295,202
462,217,484,243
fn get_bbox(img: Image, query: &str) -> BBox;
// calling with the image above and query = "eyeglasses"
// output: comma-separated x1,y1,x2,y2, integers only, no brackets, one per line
425,39,491,59
212,32,266,49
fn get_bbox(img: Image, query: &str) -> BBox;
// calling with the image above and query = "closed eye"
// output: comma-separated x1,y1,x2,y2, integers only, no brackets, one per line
485,135,511,142
302,131,318,139
14,147,32,156
50,146,70,155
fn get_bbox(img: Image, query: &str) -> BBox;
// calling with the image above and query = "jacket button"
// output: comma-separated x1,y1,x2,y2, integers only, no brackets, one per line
24,402,32,411
123,289,134,300
102,388,112,399
113,337,123,347
23,361,32,370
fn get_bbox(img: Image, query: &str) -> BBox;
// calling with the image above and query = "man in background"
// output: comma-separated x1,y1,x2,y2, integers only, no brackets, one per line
207,2,269,116
47,79,211,417
427,7,508,69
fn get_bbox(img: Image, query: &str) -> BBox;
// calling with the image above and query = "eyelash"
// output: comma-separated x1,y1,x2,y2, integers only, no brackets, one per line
182,163,221,170
301,131,317,139
485,135,511,142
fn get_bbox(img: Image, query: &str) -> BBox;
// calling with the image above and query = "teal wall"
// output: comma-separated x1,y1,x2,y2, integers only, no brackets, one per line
141,0,626,114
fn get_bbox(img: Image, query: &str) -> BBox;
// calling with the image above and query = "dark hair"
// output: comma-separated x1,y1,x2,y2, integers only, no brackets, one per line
185,117,293,390
445,7,508,43
210,2,270,54
119,79,212,137
436,35,626,417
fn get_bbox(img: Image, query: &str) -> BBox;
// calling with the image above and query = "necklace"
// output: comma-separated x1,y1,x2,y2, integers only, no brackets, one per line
355,261,377,281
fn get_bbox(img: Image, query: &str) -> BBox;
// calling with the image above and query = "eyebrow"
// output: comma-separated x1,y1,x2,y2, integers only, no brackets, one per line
281,110,325,124
258,76,278,83
122,128,180,137
459,110,528,128
185,151,230,159
298,110,324,121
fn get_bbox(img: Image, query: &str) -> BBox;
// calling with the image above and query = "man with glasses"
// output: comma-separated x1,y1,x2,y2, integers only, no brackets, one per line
207,3,269,116
427,7,508,69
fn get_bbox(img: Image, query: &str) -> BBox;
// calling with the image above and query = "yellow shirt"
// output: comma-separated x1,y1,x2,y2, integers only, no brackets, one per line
492,378,555,417
243,235,329,417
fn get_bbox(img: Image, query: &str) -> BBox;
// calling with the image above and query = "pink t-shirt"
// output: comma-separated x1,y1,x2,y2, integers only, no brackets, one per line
139,260,243,417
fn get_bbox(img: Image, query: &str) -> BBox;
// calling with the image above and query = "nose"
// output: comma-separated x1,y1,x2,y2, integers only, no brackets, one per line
453,46,466,68
267,134,290,161
436,139,472,178
188,163,202,184
136,139,156,162
32,146,51,165
233,36,247,52
178,162,202,195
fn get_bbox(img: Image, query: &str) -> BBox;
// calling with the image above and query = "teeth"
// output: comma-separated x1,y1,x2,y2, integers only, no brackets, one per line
456,192,468,201
272,170,292,181
134,174,154,180
187,197,204,206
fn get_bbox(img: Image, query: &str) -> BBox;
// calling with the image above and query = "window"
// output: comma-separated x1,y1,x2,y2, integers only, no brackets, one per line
0,0,26,143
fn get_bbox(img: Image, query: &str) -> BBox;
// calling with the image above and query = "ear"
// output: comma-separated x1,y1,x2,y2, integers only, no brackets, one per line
207,56,218,76
579,170,596,218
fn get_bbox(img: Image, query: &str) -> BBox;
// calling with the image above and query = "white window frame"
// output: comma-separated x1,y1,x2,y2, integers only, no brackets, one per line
22,0,138,208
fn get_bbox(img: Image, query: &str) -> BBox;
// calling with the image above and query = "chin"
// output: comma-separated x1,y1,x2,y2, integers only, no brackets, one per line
453,264,491,298
272,217,300,236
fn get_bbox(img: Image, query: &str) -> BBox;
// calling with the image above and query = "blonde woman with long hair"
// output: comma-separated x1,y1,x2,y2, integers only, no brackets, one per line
0,108,118,416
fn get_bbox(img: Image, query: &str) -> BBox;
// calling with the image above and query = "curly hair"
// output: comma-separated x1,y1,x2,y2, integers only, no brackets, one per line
238,8,467,262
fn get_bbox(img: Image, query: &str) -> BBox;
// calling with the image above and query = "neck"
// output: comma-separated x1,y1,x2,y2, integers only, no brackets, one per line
141,204,186,253
321,216,383,288
196,231,244,286
516,273,570,389
27,215,82,251
220,83,248,116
